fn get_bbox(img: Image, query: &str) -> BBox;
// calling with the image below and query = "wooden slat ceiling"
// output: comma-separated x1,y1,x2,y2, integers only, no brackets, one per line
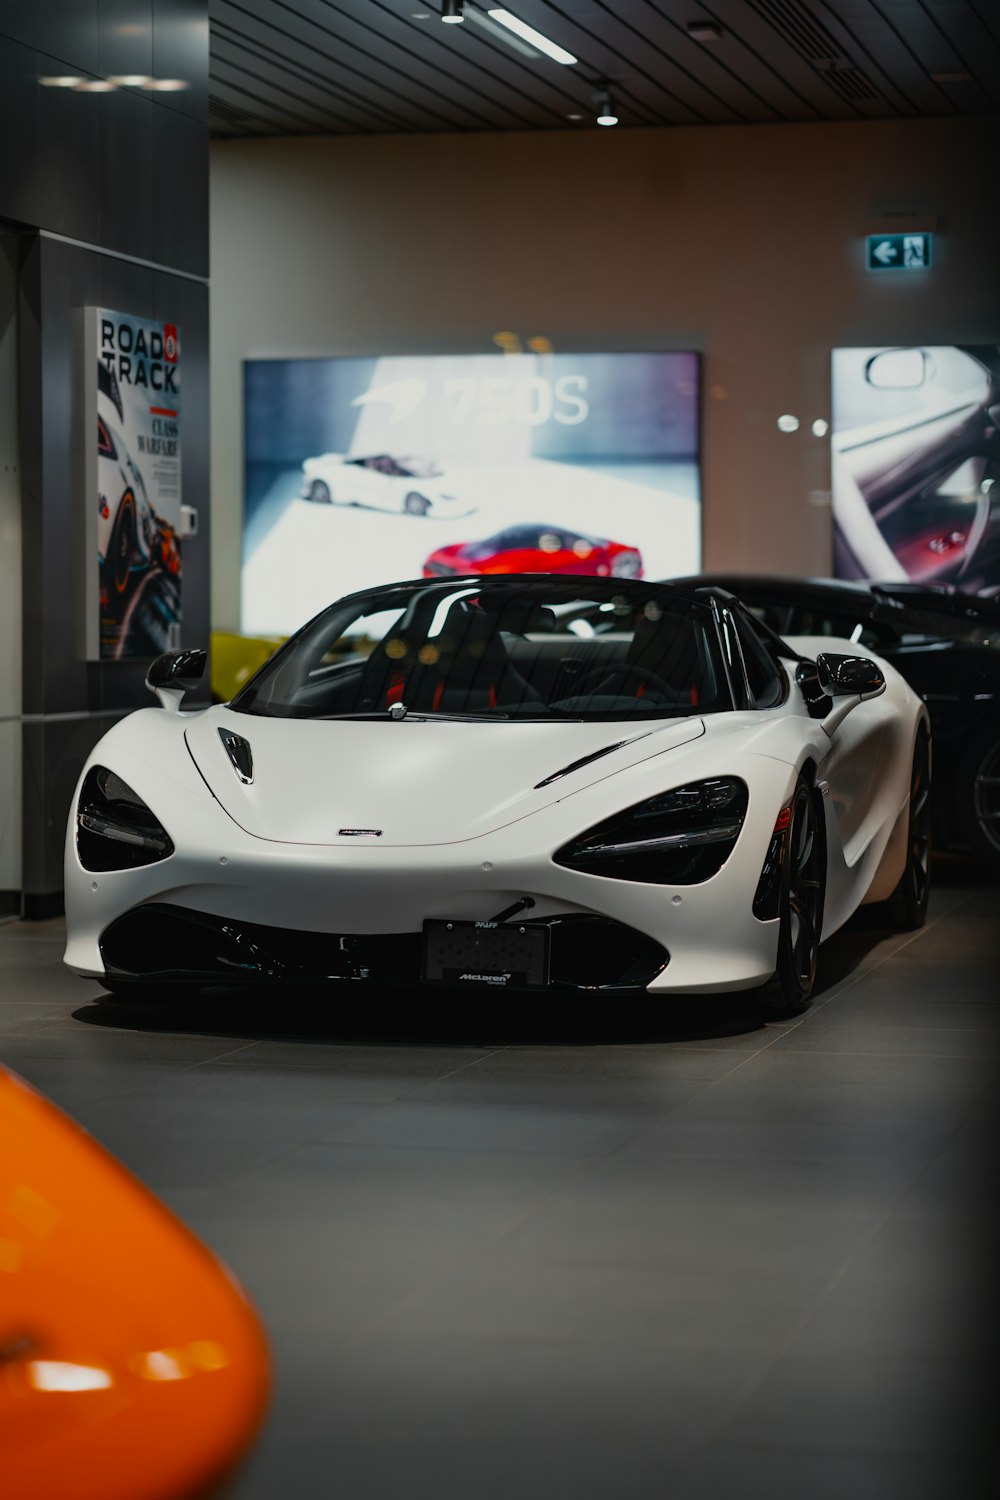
208,0,1000,137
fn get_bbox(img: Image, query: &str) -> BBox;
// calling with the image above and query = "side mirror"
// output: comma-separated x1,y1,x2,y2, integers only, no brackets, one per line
816,652,886,698
146,648,207,713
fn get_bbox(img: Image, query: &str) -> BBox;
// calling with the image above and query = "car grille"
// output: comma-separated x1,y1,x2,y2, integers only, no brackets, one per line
100,904,668,993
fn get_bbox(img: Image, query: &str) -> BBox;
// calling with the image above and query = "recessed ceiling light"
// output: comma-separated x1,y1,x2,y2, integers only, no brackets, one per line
777,414,800,433
411,9,432,16
108,74,152,86
144,78,190,91
687,21,722,43
566,112,583,120
930,70,970,83
487,9,577,65
75,79,117,92
39,75,83,87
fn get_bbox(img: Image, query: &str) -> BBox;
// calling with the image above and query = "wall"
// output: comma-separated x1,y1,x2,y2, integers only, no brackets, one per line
0,1,210,912
0,236,20,909
210,116,1000,633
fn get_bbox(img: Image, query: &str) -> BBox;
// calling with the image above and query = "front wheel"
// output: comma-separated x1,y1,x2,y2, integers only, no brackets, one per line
760,778,826,1017
884,726,932,929
308,479,332,504
404,492,431,517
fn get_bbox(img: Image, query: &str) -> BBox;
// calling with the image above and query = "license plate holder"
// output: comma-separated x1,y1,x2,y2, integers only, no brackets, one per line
422,919,549,989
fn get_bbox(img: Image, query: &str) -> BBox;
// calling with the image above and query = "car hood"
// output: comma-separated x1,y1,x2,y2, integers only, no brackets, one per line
185,710,705,846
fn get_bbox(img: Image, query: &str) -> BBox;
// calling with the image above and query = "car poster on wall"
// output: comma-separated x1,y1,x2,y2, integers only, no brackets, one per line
86,308,183,660
241,352,701,634
831,345,1000,595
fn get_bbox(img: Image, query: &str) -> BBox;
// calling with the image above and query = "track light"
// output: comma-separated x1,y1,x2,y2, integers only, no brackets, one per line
594,88,618,127
441,0,465,22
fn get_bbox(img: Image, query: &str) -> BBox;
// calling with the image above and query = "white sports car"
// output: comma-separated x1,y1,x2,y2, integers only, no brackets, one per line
64,577,931,1015
300,452,473,518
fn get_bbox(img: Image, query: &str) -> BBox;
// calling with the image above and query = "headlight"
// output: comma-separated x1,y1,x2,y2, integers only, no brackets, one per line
76,766,174,872
553,776,748,885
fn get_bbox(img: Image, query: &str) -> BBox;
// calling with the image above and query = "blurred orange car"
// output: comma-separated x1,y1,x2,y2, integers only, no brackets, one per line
0,1067,269,1500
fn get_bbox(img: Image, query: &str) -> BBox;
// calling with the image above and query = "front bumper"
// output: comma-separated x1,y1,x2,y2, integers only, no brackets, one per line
65,741,789,995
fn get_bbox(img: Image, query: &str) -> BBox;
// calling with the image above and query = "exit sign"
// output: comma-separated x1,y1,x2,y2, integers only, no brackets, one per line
866,233,932,271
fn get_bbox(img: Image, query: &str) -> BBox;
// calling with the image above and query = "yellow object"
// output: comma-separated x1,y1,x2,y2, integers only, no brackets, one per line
210,632,285,703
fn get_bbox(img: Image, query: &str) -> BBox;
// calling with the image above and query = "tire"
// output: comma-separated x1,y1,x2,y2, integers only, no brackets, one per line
610,552,640,579
309,480,332,504
107,489,137,595
959,727,1000,868
760,778,826,1017
884,726,932,929
404,492,431,517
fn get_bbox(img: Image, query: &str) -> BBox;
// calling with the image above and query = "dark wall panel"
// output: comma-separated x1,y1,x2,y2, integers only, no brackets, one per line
1,3,208,271
0,2,101,74
152,104,209,274
3,2,209,907
0,36,38,227
99,86,154,260
98,0,153,82
153,0,209,122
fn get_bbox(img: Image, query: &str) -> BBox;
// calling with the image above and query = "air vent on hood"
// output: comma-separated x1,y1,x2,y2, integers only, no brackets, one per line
534,734,650,790
219,728,253,784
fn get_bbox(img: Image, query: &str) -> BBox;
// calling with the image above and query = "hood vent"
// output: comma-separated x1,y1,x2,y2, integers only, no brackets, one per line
534,734,650,790
219,728,254,784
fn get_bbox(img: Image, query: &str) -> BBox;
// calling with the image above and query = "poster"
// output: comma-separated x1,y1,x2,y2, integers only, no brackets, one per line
242,352,701,635
832,345,1000,594
88,308,183,659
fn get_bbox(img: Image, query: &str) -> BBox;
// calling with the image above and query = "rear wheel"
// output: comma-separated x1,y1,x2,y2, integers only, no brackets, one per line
404,492,430,517
309,479,332,504
885,726,932,929
960,728,1000,868
760,778,826,1017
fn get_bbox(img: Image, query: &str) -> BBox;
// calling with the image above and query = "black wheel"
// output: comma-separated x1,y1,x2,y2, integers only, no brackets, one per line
761,778,826,1017
959,728,1000,868
107,489,136,595
404,492,430,517
309,479,332,504
885,726,932,929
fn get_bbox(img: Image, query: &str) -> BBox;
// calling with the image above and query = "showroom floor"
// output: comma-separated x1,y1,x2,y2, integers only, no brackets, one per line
2,862,997,1500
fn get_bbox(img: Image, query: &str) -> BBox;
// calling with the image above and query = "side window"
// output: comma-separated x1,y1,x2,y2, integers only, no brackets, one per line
733,609,785,709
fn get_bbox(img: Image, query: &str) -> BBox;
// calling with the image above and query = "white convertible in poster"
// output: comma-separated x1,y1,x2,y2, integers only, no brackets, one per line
89,308,183,660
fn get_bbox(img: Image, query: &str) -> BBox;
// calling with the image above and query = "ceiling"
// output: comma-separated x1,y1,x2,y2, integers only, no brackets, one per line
208,0,1000,138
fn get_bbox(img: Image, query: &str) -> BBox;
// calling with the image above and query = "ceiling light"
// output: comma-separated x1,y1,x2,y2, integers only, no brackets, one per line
777,414,800,433
108,74,152,86
687,21,723,43
75,79,117,92
143,78,190,91
39,75,83,87
594,88,618,127
566,112,582,120
486,9,577,65
811,418,830,438
441,1,465,22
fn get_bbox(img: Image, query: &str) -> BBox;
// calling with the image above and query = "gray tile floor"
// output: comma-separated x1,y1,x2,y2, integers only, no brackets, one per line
2,862,997,1499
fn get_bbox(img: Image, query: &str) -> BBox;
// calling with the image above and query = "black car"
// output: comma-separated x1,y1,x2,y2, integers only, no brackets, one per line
668,575,1000,866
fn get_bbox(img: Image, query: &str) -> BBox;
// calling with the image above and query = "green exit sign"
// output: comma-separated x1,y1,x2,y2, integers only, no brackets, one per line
866,233,932,271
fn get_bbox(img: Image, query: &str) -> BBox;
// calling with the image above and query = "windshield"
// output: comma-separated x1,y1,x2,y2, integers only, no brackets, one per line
230,578,730,723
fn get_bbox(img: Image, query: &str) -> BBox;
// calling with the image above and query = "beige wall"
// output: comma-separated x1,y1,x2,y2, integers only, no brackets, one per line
211,116,1000,632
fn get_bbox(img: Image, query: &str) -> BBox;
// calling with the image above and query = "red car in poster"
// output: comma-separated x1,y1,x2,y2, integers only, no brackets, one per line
424,525,643,579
